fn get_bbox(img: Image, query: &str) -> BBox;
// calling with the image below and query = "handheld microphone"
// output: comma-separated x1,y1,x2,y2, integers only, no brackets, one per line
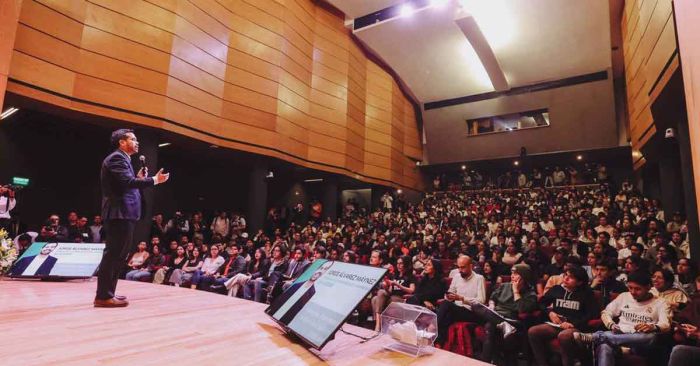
139,155,147,171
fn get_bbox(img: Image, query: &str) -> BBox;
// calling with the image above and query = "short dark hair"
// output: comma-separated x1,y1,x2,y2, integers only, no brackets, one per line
567,265,589,285
627,270,651,287
596,258,617,271
111,129,134,148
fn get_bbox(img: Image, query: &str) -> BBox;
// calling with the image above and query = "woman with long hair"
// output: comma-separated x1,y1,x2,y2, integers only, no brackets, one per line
406,258,445,311
224,248,269,297
169,247,202,287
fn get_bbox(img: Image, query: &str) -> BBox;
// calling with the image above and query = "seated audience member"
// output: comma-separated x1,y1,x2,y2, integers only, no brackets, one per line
574,271,670,366
528,265,597,366
477,263,538,365
676,258,697,296
435,255,486,345
413,246,432,275
244,244,288,303
542,256,582,295
154,245,187,284
406,258,446,311
617,255,646,283
267,247,309,301
169,247,202,287
142,245,166,280
206,244,247,292
372,255,416,331
481,260,500,284
669,276,700,366
651,268,689,312
342,250,357,264
591,258,628,308
124,242,150,281
190,245,225,290
223,248,269,297
502,242,522,267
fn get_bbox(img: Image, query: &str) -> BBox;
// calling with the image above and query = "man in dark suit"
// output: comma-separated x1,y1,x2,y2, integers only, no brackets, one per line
94,129,169,308
10,242,59,276
266,261,333,325
266,247,310,302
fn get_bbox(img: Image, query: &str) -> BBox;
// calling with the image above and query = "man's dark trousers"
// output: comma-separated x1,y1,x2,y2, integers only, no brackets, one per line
96,219,135,300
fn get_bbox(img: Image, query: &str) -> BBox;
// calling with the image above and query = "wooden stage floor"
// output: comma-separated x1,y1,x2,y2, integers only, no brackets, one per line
0,279,487,365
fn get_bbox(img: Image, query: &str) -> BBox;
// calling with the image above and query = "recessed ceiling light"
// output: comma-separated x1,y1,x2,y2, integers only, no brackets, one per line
399,4,414,17
209,144,219,148
158,142,171,148
0,107,19,120
577,155,583,160
397,189,403,194
416,161,422,166
514,160,519,166
304,178,323,182
461,165,467,170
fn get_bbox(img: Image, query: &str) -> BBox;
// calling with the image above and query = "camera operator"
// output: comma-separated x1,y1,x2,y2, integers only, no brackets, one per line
36,214,69,242
166,211,189,241
0,185,17,234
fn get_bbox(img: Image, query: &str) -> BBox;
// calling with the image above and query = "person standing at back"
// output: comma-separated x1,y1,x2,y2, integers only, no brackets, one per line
94,129,170,308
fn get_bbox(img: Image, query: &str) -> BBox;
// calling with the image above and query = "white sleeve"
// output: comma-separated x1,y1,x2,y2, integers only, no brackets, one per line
475,276,486,304
8,198,16,211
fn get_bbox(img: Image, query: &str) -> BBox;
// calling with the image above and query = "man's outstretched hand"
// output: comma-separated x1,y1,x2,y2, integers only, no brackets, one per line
154,168,170,185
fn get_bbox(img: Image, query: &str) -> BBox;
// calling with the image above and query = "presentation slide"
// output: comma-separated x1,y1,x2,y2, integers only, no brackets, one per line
9,242,105,278
265,259,387,349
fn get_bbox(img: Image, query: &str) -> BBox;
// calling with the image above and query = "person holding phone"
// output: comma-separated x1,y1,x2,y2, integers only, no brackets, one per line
434,255,486,346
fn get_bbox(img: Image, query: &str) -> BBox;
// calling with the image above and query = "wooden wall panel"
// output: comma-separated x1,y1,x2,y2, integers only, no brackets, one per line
6,0,423,191
0,0,21,113
621,0,677,168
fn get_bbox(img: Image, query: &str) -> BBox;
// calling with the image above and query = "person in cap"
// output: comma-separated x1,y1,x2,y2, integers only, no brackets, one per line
473,263,538,364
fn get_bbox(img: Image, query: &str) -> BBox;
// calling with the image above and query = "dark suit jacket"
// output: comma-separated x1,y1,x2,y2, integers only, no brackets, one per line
101,150,154,221
266,281,316,325
285,259,310,280
10,255,58,276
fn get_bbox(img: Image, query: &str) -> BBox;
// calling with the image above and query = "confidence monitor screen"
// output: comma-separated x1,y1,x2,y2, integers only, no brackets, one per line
9,242,105,278
265,259,387,349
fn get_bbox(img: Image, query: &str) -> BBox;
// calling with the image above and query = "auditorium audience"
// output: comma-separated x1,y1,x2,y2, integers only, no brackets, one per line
16,170,700,364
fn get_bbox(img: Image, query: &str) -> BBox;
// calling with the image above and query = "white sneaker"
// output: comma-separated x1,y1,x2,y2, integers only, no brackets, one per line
497,321,516,339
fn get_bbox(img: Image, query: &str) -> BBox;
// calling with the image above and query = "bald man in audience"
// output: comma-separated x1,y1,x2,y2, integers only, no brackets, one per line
435,255,486,346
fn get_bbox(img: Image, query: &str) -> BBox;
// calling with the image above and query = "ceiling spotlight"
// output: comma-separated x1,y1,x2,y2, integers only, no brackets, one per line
514,160,520,166
304,178,323,182
415,161,422,166
158,142,171,148
209,144,219,148
397,189,403,194
461,165,467,170
399,4,414,17
0,107,19,120
294,191,300,196
576,155,583,160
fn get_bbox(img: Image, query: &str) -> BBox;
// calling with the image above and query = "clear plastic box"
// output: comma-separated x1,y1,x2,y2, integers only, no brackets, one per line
380,302,438,357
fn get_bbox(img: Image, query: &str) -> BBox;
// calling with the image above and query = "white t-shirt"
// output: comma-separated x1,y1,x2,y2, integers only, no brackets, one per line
603,292,670,333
